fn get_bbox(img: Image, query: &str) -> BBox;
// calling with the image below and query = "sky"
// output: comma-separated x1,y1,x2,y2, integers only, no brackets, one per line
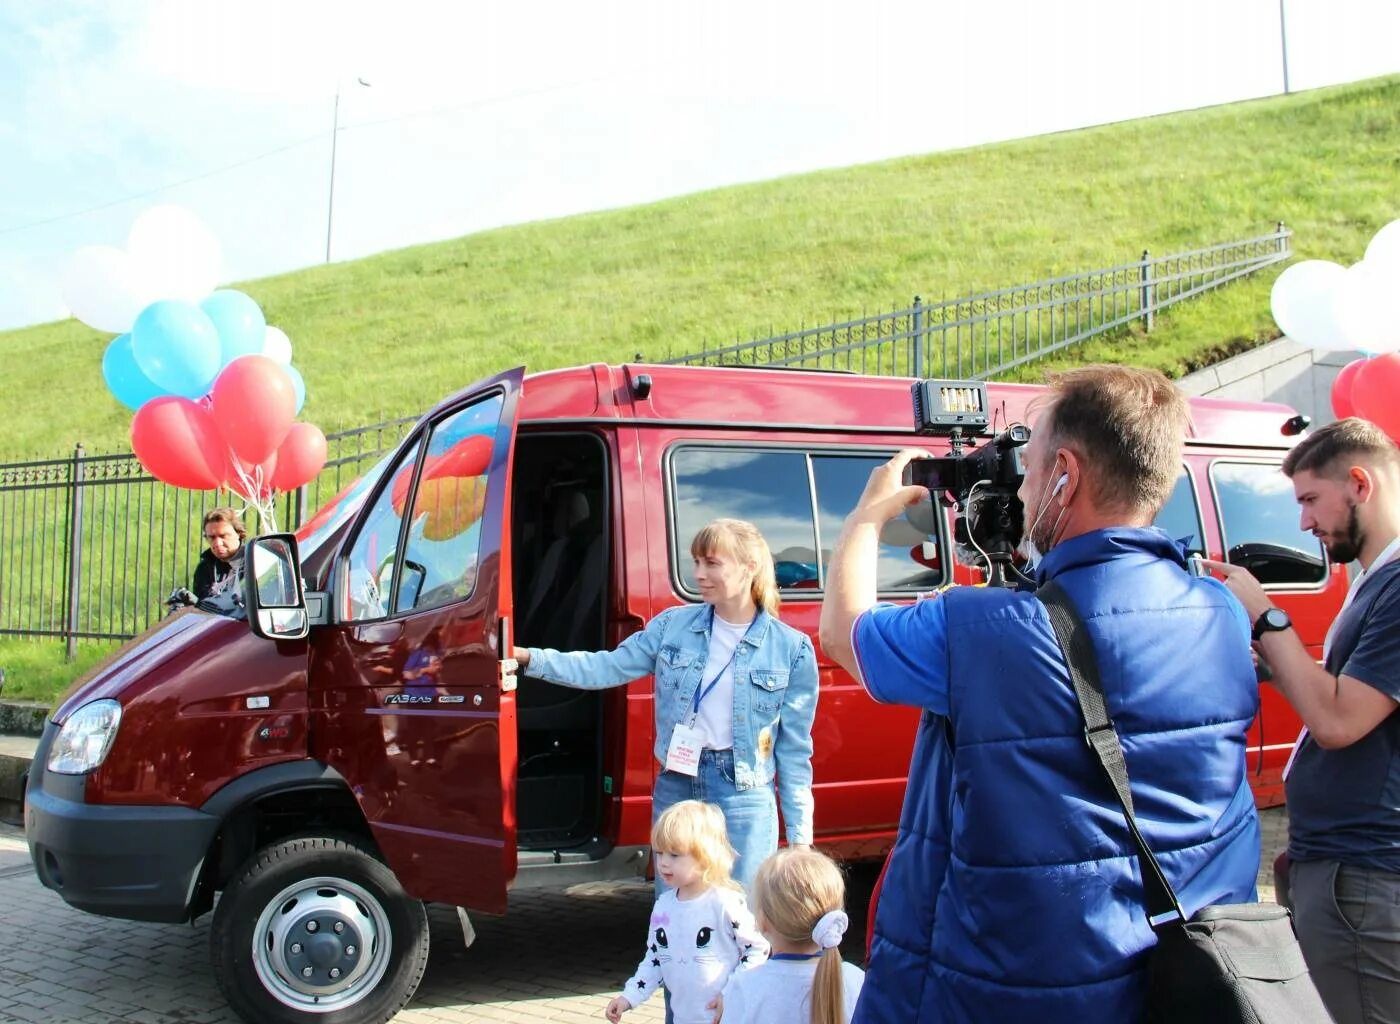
2,0,1398,332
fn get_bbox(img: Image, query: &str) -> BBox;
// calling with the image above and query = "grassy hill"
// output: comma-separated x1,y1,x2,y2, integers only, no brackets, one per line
3,75,1399,461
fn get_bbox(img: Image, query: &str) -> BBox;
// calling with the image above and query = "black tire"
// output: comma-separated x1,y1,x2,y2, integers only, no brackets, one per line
210,835,429,1024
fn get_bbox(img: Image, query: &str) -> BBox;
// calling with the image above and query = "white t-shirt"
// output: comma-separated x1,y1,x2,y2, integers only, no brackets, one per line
620,886,769,1024
722,956,866,1024
694,614,748,750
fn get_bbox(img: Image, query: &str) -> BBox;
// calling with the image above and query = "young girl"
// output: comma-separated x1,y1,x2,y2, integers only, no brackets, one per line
606,801,768,1024
720,847,866,1024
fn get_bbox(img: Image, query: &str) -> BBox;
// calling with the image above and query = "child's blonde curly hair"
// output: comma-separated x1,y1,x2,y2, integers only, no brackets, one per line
651,800,742,892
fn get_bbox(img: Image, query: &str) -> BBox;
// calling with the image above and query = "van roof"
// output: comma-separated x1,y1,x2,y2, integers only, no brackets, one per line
514,363,1303,451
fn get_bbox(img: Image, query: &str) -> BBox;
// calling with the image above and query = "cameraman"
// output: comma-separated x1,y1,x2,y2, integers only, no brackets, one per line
820,366,1261,1023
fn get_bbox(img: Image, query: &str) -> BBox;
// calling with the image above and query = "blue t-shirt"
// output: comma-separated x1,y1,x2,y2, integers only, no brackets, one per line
851,594,952,713
1287,558,1400,871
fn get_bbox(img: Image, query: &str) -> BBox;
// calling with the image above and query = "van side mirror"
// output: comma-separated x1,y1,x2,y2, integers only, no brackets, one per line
244,534,310,641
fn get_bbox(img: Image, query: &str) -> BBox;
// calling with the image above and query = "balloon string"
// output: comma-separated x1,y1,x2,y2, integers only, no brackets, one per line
227,451,278,534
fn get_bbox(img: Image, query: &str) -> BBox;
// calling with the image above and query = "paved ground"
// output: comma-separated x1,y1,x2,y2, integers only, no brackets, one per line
0,810,1287,1024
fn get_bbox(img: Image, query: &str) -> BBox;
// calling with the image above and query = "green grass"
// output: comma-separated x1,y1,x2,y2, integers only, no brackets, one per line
1,75,1397,461
0,638,121,705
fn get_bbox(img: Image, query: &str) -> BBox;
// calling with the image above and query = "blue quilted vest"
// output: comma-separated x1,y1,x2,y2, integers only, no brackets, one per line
854,528,1261,1024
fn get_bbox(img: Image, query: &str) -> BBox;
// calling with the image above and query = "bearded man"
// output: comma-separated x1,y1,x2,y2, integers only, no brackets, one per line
1206,417,1400,1024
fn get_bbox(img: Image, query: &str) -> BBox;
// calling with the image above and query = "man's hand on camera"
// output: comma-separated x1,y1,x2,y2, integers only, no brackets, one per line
1197,558,1272,620
851,448,932,527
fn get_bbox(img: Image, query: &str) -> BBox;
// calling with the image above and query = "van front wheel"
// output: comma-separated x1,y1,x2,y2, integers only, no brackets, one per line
210,835,430,1024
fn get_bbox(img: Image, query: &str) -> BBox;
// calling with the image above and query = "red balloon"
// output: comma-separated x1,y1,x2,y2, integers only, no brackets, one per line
210,355,297,465
1331,358,1366,419
270,423,328,492
130,396,226,490
1350,353,1400,442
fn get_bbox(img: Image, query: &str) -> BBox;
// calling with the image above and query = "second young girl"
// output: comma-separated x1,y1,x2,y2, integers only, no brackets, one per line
606,800,768,1024
721,847,866,1024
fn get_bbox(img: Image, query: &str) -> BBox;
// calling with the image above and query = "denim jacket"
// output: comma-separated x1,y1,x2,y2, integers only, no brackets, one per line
524,603,819,844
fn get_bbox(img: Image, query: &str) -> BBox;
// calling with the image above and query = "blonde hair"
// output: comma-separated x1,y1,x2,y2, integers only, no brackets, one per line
752,848,849,1024
651,800,742,892
689,518,781,615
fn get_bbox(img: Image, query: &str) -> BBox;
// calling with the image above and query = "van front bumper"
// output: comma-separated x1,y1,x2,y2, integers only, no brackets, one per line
25,722,219,923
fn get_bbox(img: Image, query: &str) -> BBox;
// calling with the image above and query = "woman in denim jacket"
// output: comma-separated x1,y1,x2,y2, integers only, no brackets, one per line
515,518,819,891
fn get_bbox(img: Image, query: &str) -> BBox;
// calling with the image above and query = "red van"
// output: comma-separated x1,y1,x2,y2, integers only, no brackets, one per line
25,363,1341,1024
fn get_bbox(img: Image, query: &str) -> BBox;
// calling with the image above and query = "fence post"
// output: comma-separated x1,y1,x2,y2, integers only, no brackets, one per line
64,443,86,661
294,485,308,530
911,296,925,378
1277,220,1288,257
1140,250,1154,333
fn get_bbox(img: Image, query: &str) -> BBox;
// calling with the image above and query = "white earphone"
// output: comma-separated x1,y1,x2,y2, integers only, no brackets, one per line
1051,473,1069,495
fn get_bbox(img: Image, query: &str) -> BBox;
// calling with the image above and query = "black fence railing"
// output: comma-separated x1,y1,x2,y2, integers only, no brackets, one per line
0,416,417,650
665,226,1291,377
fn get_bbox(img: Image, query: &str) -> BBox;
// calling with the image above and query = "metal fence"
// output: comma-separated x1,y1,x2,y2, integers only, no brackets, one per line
0,416,417,650
665,225,1292,377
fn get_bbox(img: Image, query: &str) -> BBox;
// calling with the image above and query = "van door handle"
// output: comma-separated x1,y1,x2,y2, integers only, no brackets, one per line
498,615,517,692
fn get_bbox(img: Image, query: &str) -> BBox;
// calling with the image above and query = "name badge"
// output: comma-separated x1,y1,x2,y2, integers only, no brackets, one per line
664,722,704,776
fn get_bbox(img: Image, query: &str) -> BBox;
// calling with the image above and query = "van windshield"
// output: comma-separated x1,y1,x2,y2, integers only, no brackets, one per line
294,450,397,562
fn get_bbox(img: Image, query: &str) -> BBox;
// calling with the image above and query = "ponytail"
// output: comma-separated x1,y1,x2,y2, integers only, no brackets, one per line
810,947,845,1024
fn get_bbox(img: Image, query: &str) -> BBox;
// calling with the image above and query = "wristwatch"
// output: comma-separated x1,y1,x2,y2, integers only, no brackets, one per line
1252,607,1292,641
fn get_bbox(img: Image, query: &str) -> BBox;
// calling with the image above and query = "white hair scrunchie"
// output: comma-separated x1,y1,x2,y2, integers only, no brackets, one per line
811,909,849,949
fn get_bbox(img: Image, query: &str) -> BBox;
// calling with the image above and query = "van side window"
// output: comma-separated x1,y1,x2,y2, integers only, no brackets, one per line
340,394,502,621
1152,468,1203,555
672,449,819,589
670,447,946,595
394,398,501,614
1211,461,1327,587
812,455,942,591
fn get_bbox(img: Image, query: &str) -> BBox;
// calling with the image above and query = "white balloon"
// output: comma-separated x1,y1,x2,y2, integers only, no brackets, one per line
1332,261,1400,355
60,245,158,334
127,205,223,303
262,325,293,364
1270,259,1348,350
1364,219,1400,272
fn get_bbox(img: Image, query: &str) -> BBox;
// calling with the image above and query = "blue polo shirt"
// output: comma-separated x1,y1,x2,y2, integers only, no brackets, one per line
1287,558,1400,872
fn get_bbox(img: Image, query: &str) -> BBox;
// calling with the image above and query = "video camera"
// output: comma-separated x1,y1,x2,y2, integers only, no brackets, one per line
904,379,1031,587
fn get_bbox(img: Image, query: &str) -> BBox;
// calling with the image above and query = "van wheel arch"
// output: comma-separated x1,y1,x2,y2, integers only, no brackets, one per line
191,762,374,920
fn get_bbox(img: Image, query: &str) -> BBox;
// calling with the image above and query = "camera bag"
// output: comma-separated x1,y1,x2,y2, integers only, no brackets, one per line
1036,581,1331,1024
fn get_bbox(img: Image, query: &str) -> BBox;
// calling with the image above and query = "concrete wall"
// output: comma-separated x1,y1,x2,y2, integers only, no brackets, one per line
1176,337,1359,427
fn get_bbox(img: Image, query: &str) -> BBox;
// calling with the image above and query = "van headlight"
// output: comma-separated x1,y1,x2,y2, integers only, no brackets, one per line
48,700,123,775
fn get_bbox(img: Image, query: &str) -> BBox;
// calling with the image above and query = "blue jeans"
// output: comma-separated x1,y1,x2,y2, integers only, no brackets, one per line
652,748,779,894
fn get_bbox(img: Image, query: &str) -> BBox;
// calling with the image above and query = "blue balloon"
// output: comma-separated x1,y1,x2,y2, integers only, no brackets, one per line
101,333,168,411
287,363,306,414
200,289,267,368
131,300,222,399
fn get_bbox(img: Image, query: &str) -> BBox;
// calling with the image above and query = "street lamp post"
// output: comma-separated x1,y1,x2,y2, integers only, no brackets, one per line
325,77,370,264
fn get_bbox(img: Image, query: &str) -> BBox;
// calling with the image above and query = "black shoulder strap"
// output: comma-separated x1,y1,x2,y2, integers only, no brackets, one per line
1037,580,1185,927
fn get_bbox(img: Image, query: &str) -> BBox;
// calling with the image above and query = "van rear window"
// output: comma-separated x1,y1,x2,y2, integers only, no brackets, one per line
670,447,946,596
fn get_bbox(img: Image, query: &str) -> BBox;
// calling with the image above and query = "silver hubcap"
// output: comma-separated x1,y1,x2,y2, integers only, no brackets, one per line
251,876,392,1013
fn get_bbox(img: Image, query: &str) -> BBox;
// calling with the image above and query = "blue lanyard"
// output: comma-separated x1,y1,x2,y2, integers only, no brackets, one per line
689,607,760,719
768,952,822,961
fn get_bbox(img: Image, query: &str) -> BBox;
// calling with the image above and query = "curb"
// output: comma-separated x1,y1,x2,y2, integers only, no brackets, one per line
0,700,50,738
0,741,35,827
